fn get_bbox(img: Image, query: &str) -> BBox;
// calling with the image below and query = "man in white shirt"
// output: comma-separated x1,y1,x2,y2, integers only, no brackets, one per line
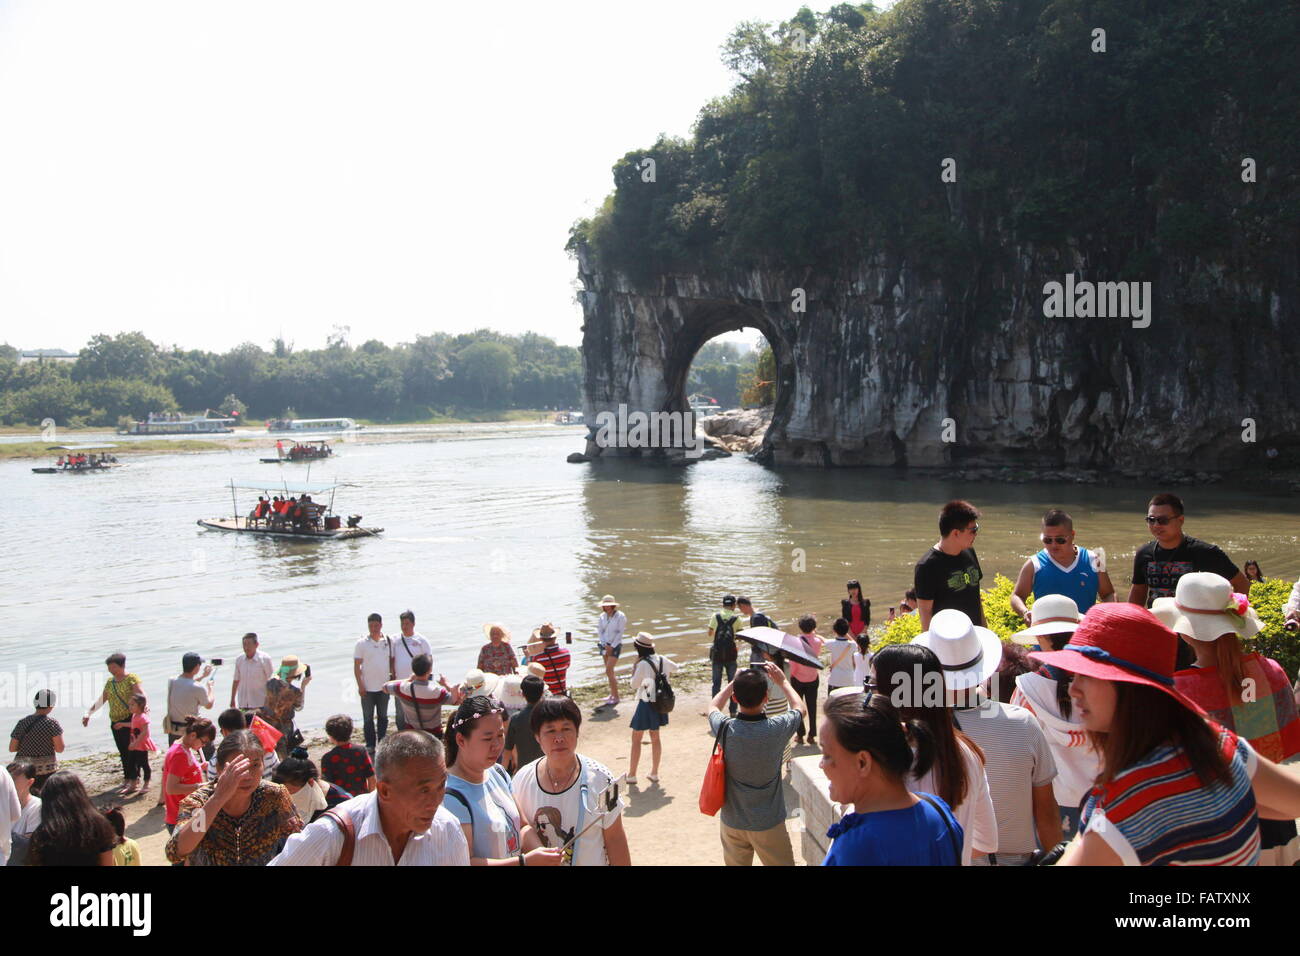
596,595,627,707
0,757,21,865
391,610,433,731
354,613,396,754
269,730,469,866
230,632,275,710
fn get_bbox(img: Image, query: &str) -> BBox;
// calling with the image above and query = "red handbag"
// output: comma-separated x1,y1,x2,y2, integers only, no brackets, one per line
699,718,732,816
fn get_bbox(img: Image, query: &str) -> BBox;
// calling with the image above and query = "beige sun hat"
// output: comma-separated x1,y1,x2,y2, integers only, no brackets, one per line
1011,594,1082,646
525,661,548,681
482,622,512,642
1152,572,1262,642
461,668,503,699
633,632,655,649
600,594,619,607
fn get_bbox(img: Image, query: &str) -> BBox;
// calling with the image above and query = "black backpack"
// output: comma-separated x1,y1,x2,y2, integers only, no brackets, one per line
650,656,675,715
710,614,738,664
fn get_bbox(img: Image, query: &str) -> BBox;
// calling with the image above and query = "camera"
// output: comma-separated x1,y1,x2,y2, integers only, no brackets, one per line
210,658,224,667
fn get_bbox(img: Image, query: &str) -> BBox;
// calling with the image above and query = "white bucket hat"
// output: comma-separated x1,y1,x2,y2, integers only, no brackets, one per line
461,668,503,698
1011,594,1082,646
911,609,1002,691
1150,572,1262,642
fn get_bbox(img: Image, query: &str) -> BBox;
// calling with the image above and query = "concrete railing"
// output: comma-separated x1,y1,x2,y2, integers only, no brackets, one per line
789,755,846,865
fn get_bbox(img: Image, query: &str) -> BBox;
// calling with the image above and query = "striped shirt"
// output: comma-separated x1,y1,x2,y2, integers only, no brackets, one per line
954,696,1057,856
534,644,571,695
1174,654,1300,764
268,793,470,866
1080,727,1260,866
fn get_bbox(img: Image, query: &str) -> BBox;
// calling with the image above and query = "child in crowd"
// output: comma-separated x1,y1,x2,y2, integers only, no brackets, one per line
125,694,158,796
319,714,376,797
826,619,857,693
102,805,142,866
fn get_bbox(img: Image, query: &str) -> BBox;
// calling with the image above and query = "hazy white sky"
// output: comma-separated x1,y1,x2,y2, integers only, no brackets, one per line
0,0,811,354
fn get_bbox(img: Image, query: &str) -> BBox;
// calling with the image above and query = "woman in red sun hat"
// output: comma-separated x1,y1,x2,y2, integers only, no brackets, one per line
1030,602,1300,866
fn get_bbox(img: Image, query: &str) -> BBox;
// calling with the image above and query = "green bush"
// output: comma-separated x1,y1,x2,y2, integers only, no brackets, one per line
873,572,1029,650
1248,578,1300,681
982,574,1032,642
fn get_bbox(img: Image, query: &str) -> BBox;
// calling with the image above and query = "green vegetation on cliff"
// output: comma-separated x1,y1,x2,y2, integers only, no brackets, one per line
570,0,1300,282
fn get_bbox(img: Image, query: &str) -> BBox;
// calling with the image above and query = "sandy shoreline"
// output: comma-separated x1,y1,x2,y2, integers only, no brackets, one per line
66,662,817,866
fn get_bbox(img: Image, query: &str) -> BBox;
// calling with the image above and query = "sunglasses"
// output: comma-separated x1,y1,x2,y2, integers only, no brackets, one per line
1145,515,1177,526
1041,535,1069,545
965,524,980,535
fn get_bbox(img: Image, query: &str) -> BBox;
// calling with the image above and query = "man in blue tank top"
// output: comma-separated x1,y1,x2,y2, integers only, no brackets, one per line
1010,509,1114,624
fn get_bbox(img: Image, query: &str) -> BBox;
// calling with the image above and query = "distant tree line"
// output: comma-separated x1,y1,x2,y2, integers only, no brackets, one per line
0,330,582,427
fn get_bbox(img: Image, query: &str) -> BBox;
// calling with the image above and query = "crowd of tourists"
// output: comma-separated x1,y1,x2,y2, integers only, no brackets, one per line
6,491,1300,867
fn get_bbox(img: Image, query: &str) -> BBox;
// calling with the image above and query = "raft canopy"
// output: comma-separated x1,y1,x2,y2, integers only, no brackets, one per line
228,479,346,495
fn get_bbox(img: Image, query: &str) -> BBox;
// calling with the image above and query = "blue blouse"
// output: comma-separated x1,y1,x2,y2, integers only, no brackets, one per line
822,793,963,866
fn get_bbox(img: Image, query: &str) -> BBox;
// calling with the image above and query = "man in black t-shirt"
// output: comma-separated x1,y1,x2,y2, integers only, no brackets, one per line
1128,492,1248,607
914,500,986,629
1129,492,1248,670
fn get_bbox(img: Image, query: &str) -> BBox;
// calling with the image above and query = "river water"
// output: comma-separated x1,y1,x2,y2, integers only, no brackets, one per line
5,424,1298,757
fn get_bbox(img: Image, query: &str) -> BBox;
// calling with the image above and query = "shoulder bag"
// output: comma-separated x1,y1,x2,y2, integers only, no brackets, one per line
699,718,731,816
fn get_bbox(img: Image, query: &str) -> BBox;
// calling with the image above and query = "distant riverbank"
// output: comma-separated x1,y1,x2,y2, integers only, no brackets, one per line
0,439,229,459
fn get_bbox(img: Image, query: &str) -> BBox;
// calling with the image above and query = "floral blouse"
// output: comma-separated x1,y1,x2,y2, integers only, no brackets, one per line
165,781,303,866
477,641,518,676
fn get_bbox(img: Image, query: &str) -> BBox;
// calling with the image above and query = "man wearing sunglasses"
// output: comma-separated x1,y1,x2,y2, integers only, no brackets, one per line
1010,509,1114,625
1129,493,1248,669
914,499,986,629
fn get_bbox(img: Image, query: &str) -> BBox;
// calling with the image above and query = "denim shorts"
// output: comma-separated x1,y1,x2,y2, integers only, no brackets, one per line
603,643,622,659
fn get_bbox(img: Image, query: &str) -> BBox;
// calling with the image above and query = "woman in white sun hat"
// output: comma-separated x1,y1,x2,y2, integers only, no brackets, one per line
596,595,627,707
1153,572,1300,865
626,633,677,785
1008,594,1097,838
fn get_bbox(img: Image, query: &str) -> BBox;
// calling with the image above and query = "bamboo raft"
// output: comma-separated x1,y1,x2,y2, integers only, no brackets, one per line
196,517,382,540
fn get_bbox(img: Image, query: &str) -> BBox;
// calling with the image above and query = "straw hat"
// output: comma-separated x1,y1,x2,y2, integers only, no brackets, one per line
278,654,307,680
1150,573,1263,642
910,609,1002,691
1011,594,1082,646
1030,603,1206,716
482,622,512,642
599,595,619,607
461,668,502,699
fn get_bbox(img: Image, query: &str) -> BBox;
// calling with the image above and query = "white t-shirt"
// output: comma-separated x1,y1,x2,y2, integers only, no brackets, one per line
14,794,42,836
512,755,624,866
909,738,998,865
852,649,871,689
392,631,432,680
0,765,21,864
825,638,857,687
354,635,395,692
234,651,275,708
630,654,679,703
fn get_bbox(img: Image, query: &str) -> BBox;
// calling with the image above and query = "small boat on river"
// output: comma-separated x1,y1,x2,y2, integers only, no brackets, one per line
260,440,333,463
124,412,235,435
266,417,360,434
32,444,123,474
197,479,382,540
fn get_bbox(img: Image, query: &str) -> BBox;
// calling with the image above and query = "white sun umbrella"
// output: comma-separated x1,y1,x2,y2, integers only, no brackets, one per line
736,626,824,670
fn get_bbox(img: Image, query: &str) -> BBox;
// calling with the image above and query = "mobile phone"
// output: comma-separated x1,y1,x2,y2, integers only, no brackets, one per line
304,664,312,677
210,658,224,666
565,631,572,644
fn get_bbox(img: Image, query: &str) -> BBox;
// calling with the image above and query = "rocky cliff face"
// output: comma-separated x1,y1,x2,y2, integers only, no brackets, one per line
575,240,1299,471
